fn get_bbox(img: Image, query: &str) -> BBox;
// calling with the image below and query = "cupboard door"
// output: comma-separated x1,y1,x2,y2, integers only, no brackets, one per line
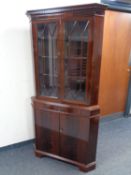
59,113,90,164
34,108,59,155
63,18,93,104
34,21,60,97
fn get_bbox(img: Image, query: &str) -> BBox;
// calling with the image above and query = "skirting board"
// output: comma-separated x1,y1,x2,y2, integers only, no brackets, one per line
0,139,34,152
100,112,124,123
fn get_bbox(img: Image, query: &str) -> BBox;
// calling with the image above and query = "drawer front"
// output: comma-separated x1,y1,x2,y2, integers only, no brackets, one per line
32,98,99,116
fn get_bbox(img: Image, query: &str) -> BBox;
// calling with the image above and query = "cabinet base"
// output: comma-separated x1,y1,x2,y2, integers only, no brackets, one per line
35,150,96,172
35,151,45,158
78,164,96,172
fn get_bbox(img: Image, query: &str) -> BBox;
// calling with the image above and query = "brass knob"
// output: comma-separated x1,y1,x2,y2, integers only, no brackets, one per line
60,128,63,133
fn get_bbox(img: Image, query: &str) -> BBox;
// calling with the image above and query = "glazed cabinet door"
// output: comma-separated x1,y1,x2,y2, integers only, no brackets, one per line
62,17,93,104
32,20,61,98
34,108,59,155
59,113,90,164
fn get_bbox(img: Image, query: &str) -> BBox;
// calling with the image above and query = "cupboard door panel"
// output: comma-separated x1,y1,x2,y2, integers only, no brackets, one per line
34,109,59,155
60,113,90,164
63,18,93,103
36,21,61,97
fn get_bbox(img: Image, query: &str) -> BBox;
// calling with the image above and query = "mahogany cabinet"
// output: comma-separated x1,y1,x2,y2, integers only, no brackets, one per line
26,3,106,172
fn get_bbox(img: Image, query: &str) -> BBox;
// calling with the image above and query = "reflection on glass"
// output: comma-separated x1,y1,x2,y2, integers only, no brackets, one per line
37,23,59,97
64,20,89,101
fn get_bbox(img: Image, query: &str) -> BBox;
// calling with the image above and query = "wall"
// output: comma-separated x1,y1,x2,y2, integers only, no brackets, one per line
0,0,100,147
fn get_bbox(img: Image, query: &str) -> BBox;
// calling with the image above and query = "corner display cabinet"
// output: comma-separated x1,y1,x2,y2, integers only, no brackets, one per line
26,3,106,172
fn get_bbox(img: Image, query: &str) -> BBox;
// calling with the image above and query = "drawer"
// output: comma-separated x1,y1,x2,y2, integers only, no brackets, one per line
32,98,100,117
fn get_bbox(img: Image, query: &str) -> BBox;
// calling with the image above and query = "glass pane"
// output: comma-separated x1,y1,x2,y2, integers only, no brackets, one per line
37,22,59,97
39,75,59,96
64,20,89,102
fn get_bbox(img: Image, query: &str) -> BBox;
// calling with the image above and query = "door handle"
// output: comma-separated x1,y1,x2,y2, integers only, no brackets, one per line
127,68,131,72
128,49,131,66
60,128,63,133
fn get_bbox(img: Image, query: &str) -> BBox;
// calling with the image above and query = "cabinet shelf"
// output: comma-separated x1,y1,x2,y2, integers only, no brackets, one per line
65,56,87,60
39,73,58,77
39,55,58,59
65,76,86,80
39,56,87,60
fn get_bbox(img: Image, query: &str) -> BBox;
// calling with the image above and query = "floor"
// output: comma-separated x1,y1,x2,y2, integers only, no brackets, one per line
0,116,131,175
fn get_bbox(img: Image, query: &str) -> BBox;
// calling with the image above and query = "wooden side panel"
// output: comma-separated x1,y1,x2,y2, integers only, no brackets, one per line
99,11,131,116
90,15,104,105
34,108,59,155
87,116,99,163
